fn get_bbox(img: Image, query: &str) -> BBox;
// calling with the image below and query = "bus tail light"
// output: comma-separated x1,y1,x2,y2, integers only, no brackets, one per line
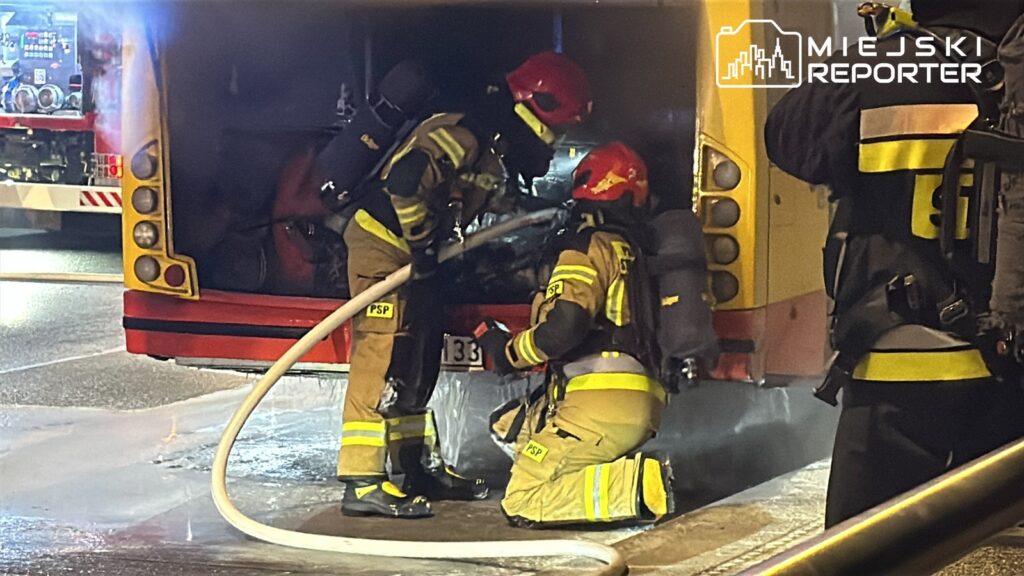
164,265,186,287
133,221,159,248
131,140,159,180
712,271,739,303
131,186,158,214
134,256,160,282
708,197,740,228
709,235,739,265
704,147,741,191
124,136,197,297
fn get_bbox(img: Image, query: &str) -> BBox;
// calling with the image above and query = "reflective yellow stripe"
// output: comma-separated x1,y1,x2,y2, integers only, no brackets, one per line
395,202,428,226
514,102,556,146
858,138,961,173
385,136,419,173
615,279,627,325
385,415,434,429
910,173,971,240
584,465,598,522
341,420,387,447
605,277,626,326
380,481,408,498
459,171,502,191
354,484,379,499
549,272,596,285
565,373,667,403
552,265,598,278
852,349,991,382
598,464,610,520
516,329,543,365
386,414,436,441
343,421,386,433
394,202,427,217
389,431,434,441
354,209,410,254
428,128,466,167
341,436,387,447
860,104,977,141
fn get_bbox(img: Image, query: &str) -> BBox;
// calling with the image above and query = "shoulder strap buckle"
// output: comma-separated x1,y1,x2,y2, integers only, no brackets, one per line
939,297,970,328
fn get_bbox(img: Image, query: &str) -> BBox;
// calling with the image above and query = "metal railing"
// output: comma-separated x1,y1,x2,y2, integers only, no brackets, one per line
739,437,1024,575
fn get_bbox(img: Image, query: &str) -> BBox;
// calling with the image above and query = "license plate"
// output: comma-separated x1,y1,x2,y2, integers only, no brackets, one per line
441,335,484,370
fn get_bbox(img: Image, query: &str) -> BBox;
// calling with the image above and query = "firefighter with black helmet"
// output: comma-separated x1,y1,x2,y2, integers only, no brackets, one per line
476,142,673,527
337,52,592,518
765,0,1024,528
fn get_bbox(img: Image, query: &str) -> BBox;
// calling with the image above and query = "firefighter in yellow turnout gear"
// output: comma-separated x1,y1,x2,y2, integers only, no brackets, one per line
337,53,593,518
476,143,673,527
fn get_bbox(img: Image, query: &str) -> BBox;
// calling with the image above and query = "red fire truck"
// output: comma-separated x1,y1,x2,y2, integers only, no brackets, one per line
0,4,122,230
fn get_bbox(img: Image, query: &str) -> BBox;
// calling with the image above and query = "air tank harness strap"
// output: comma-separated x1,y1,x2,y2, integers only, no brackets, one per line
815,273,973,406
489,383,549,445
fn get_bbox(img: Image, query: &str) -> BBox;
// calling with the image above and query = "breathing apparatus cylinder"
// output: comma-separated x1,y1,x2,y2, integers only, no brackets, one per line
315,60,438,207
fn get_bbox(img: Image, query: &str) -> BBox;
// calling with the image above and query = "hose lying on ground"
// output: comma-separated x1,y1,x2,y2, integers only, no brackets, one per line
210,208,627,576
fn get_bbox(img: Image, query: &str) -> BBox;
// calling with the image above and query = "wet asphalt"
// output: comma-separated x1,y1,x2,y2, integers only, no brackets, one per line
3,225,1024,575
0,229,251,409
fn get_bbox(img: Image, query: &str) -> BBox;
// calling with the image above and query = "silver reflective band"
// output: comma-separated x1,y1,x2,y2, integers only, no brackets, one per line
562,353,646,380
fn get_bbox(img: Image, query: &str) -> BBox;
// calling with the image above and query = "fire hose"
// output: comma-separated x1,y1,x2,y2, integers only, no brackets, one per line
210,208,627,576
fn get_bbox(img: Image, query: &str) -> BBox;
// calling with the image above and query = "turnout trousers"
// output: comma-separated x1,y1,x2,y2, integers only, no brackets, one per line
493,372,667,526
826,347,1024,528
336,211,446,479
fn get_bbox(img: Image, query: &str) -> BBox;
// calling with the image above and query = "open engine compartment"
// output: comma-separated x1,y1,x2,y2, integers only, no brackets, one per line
158,3,697,303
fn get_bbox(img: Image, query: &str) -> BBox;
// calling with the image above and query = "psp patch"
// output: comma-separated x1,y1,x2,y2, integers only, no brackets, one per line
367,302,395,319
545,280,565,300
522,440,549,463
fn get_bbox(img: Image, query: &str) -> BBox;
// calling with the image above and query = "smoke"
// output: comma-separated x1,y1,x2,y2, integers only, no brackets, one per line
48,2,177,163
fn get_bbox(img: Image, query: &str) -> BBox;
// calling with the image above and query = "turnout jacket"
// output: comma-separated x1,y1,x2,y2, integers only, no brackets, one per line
764,31,993,351
363,112,505,245
504,226,642,370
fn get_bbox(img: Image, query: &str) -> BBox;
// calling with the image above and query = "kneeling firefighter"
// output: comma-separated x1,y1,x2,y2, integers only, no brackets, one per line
475,142,674,528
336,52,593,518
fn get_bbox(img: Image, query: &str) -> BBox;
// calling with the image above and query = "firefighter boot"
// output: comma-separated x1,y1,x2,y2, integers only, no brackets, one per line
390,411,489,501
341,478,433,518
638,454,675,522
398,443,490,501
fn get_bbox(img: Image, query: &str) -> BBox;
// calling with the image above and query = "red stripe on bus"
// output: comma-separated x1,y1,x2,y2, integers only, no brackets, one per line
98,192,115,208
80,191,97,206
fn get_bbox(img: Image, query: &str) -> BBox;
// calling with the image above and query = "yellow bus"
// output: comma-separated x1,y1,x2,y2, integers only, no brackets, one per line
120,0,833,383
696,1,834,382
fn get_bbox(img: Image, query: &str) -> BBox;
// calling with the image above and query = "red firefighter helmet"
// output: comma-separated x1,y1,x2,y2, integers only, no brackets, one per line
506,52,592,134
572,142,649,208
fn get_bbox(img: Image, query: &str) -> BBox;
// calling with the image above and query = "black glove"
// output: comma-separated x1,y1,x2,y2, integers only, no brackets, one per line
409,239,439,280
474,319,516,376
